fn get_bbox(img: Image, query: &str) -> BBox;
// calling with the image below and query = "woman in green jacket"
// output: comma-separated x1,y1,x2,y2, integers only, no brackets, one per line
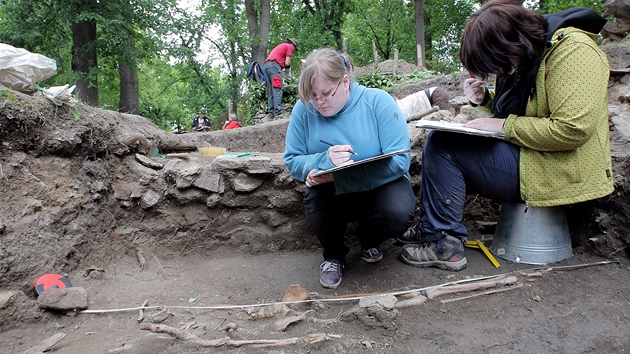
399,0,614,271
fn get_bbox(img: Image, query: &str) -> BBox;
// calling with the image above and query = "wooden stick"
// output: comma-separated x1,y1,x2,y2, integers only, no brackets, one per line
424,275,518,299
137,300,149,322
135,247,147,270
165,153,190,160
440,284,524,304
406,106,440,122
23,333,65,354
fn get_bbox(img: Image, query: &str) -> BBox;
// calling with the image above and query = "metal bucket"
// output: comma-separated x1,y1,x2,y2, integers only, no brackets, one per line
490,202,573,265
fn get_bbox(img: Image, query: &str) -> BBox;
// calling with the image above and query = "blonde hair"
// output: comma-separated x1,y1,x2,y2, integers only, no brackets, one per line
298,48,354,103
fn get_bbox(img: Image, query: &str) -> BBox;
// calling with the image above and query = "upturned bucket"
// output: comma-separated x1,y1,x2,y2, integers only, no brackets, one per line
490,202,573,265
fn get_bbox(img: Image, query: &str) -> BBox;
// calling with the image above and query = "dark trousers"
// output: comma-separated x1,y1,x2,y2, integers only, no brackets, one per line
420,131,522,242
264,61,283,117
304,176,416,262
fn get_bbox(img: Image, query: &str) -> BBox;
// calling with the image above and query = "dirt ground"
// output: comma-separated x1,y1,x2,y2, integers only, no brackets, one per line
3,243,629,353
1,48,630,353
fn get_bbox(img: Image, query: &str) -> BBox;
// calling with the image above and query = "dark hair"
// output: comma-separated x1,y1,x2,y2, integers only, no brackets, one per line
459,0,546,79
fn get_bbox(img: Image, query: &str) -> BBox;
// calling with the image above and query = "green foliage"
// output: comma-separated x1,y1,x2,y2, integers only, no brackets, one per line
136,55,190,131
282,75,299,106
424,0,476,74
0,0,74,87
342,0,416,66
406,70,435,81
532,0,605,14
0,89,17,101
3,0,605,133
240,81,267,126
355,69,436,91
356,73,396,89
340,0,474,74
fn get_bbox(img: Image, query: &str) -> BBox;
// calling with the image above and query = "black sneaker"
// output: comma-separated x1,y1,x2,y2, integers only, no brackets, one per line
320,260,343,289
361,247,383,263
396,225,420,244
399,235,467,271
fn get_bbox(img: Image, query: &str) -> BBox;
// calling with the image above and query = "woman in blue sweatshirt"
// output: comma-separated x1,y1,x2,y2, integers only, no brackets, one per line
284,48,415,289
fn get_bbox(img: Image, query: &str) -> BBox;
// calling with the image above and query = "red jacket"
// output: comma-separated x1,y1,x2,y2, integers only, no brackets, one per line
222,120,242,130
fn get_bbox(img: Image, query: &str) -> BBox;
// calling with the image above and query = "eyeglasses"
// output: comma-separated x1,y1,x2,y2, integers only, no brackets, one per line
310,78,343,103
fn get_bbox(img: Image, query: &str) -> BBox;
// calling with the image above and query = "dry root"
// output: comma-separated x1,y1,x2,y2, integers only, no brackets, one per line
135,247,147,270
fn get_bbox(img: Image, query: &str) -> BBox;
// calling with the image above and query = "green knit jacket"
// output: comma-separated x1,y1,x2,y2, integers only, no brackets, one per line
476,27,614,207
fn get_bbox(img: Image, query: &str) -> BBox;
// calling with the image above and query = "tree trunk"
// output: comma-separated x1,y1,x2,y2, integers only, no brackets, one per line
118,61,139,114
72,20,98,106
424,9,432,64
245,0,270,63
414,0,425,68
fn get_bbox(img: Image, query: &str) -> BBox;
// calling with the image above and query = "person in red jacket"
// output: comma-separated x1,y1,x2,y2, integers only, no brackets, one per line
222,115,242,130
264,38,299,119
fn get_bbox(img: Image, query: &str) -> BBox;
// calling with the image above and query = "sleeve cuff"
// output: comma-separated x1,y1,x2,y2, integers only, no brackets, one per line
470,88,490,107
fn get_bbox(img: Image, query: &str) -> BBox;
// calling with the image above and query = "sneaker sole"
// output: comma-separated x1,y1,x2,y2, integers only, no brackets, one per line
361,254,383,263
399,254,467,271
320,278,342,289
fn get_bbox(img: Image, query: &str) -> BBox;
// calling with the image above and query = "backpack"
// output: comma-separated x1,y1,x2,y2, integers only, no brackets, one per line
247,61,267,84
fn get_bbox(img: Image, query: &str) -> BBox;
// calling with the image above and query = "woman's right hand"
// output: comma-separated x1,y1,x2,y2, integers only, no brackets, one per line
464,77,486,105
327,145,355,167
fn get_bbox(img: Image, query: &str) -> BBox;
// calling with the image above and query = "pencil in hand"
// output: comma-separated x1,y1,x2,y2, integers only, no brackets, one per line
319,139,358,155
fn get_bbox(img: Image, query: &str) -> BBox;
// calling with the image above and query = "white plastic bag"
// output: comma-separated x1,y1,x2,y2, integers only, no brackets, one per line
42,84,77,107
0,43,57,93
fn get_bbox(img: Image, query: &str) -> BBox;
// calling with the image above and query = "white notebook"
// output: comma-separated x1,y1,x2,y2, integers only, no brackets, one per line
312,149,411,177
416,120,504,138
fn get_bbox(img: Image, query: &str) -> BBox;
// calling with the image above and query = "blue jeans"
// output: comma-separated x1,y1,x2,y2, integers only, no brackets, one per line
420,131,522,242
264,61,283,117
304,176,416,262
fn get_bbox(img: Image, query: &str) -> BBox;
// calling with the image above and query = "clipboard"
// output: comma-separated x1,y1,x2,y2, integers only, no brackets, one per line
416,120,504,139
312,149,411,176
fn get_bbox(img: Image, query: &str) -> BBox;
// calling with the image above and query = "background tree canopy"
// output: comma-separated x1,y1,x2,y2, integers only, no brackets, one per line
0,0,606,130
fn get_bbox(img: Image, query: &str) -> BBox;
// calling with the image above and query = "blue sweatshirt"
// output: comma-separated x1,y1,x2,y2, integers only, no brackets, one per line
284,82,411,194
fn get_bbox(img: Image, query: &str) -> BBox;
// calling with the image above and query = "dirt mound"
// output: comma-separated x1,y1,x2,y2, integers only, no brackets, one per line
354,58,424,77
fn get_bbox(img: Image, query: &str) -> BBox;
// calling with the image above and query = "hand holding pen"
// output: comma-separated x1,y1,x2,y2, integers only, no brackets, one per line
319,140,358,155
463,74,485,105
320,139,358,167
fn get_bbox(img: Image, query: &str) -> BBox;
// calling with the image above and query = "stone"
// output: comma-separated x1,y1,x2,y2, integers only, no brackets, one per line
37,287,88,311
0,289,19,308
174,165,201,189
134,153,164,169
161,159,194,188
193,166,224,193
140,189,162,209
232,173,264,192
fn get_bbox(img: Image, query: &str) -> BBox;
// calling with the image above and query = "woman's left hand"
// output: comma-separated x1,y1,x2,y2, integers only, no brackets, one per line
463,118,506,132
306,169,334,187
